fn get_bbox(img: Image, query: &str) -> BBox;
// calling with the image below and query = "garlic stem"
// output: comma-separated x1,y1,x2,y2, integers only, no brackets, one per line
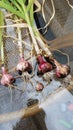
20,2,40,55
28,25,40,54
36,36,52,56
16,16,24,58
17,26,23,58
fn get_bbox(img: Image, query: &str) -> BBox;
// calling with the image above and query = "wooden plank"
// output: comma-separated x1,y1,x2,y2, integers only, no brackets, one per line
42,32,73,50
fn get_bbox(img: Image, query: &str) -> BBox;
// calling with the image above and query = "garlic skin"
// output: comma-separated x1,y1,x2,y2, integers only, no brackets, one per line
54,59,70,78
16,57,32,75
36,82,44,92
1,67,15,86
37,55,53,75
43,71,54,83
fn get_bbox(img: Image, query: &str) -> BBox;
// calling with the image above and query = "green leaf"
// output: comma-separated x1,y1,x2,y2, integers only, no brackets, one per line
0,1,26,20
27,0,34,12
0,10,4,64
9,0,23,12
16,0,25,12
29,2,34,27
0,10,4,45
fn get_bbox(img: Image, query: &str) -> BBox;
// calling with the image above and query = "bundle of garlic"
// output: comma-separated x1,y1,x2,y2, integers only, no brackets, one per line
0,0,70,89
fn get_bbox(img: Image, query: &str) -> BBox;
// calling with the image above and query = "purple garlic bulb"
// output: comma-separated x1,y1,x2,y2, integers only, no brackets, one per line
37,55,53,75
1,67,15,86
54,59,70,78
16,57,32,75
